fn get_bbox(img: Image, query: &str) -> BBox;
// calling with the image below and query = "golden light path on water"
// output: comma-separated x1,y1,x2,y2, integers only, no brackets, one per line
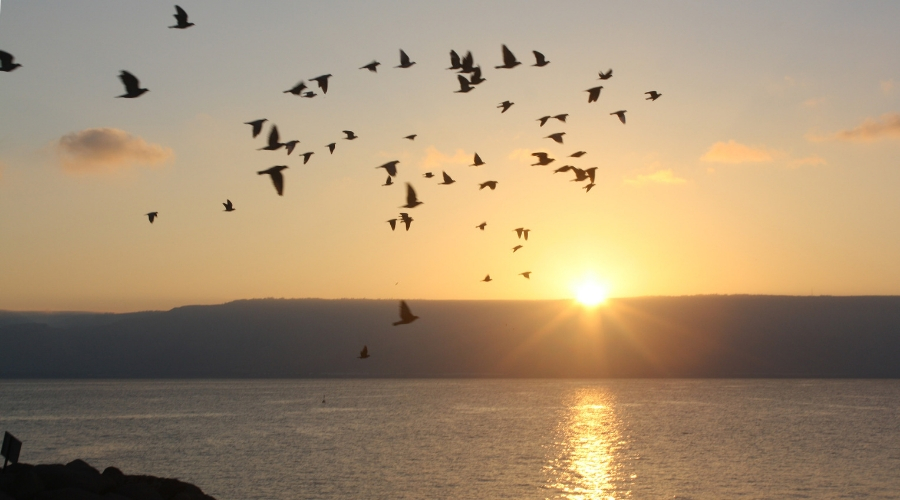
544,388,634,499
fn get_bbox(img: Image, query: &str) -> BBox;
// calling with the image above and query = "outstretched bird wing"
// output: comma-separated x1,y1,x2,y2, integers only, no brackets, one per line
119,71,140,93
405,183,420,206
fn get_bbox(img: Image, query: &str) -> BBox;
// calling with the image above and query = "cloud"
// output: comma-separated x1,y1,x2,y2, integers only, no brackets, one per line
789,155,827,168
807,113,900,143
507,149,535,163
56,128,173,173
881,79,895,96
624,169,687,186
700,140,774,163
418,146,470,170
802,97,825,108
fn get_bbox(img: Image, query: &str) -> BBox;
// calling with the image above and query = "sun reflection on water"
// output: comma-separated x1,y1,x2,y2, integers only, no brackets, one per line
544,388,632,499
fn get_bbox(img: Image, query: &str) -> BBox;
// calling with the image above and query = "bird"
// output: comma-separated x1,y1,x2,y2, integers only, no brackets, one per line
537,116,551,127
258,125,283,151
326,143,336,154
513,228,530,240
519,272,532,279
598,69,613,80
283,140,299,155
393,300,419,326
611,110,627,124
469,66,486,85
479,181,498,190
553,114,568,123
399,212,413,231
387,218,397,231
423,172,434,178
343,130,358,140
258,165,288,195
283,81,307,95
404,134,417,141
476,222,487,230
569,151,586,158
358,345,370,359
402,183,423,208
471,153,485,166
383,176,393,186
482,275,493,282
447,50,462,70
645,91,662,101
0,51,22,72
458,51,475,73
300,152,314,164
455,74,474,93
570,168,589,182
531,152,555,166
377,161,400,177
301,91,316,98
554,165,574,174
495,44,521,69
360,61,380,72
439,171,455,185
498,101,514,113
169,5,194,29
512,245,523,252
583,183,596,193
223,200,234,212
117,71,148,98
146,212,158,223
245,119,267,138
532,51,550,67
311,74,332,94
585,167,598,184
396,49,416,68
546,132,565,144
586,86,603,103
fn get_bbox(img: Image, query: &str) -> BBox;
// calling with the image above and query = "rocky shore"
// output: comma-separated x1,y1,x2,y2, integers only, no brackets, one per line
0,459,216,500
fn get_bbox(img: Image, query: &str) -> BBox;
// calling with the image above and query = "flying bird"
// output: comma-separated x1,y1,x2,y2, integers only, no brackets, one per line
513,228,530,240
586,86,603,103
471,153,485,166
404,134,417,141
258,125,283,151
645,91,662,101
553,114,568,123
482,275,493,282
423,172,434,178
455,75,474,93
519,272,532,279
258,165,288,196
393,300,419,326
245,119,267,138
402,183,423,208
360,61,380,72
498,101,514,113
598,69,613,80
358,345,370,359
439,171,455,185
531,152,555,166
343,130,358,140
223,200,234,212
169,5,194,29
0,51,22,72
146,212,158,223
311,74,332,94
532,51,549,67
512,245,523,253
300,152,314,164
476,222,487,230
301,91,316,98
117,71,148,98
377,160,400,177
611,110,627,124
283,140,299,155
585,167,598,184
495,45,521,69
396,49,416,68
537,116,551,127
387,218,397,231
447,50,462,70
569,151,586,158
383,176,393,186
546,132,565,144
284,81,307,95
554,165,574,174
570,168,589,182
326,143,336,154
469,66,486,85
583,183,596,193
459,51,475,73
479,181,498,190
399,212,413,231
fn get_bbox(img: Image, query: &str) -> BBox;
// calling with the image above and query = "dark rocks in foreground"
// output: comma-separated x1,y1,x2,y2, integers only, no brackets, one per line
0,459,216,500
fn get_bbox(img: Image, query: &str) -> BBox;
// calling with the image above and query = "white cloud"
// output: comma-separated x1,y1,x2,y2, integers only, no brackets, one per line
624,169,687,186
418,146,470,170
700,140,774,163
56,128,173,174
807,113,900,143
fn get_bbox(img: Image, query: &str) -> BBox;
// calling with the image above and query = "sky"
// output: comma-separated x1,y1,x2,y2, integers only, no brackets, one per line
1,1,899,312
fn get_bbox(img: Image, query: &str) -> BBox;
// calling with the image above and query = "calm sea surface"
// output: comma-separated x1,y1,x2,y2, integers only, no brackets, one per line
1,380,898,499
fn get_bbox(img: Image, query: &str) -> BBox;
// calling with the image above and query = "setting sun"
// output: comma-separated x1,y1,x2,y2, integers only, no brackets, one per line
575,282,609,307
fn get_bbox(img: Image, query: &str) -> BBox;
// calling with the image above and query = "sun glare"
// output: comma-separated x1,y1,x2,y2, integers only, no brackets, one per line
575,282,608,307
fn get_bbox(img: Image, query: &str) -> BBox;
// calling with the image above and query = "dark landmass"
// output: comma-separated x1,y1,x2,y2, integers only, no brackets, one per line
1,296,899,378
0,459,215,500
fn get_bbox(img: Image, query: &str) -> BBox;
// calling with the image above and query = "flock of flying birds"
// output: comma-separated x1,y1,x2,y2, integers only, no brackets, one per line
2,5,663,361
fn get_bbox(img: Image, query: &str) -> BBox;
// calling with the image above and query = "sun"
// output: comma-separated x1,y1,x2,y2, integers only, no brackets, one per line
575,282,609,307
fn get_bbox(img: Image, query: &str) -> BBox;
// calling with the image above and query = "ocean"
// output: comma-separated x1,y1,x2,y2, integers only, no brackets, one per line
1,380,898,499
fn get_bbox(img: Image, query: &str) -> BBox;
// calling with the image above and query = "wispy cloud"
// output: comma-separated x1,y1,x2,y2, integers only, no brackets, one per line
802,97,825,108
56,128,173,174
625,169,687,186
789,155,827,168
881,79,895,96
507,148,535,163
807,113,900,143
418,146,470,170
700,140,774,163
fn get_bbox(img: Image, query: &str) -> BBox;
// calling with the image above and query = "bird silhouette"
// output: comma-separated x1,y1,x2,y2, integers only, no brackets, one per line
476,222,487,230
496,45,521,69
245,119,267,138
498,101,514,113
447,50,462,70
399,212,413,230
387,218,397,230
611,110,627,124
532,50,550,67
223,200,235,212
546,132,565,144
537,116,551,127
169,5,194,29
283,140,299,155
311,74,332,94
569,151,586,158
377,160,400,177
439,171,455,185
284,81,307,95
404,134,417,141
554,165,574,173
360,61,380,72
514,228,530,240
300,152,314,164
584,167,598,184
519,272,532,279
343,130,358,140
383,176,393,186
146,212,158,223
117,71,148,98
482,274,493,282
645,91,662,101
471,153,485,166
531,152,555,166
396,49,416,68
598,69,613,80
258,125,283,151
469,66,486,85
258,165,288,195
586,86,603,103
553,114,568,123
0,51,22,72
583,183,596,193
423,172,434,178
479,181,498,190
358,345,370,359
512,245,523,252
301,91,316,98
402,183,423,208
393,300,419,325
570,168,589,182
326,143,336,154
459,51,475,73
455,75,474,93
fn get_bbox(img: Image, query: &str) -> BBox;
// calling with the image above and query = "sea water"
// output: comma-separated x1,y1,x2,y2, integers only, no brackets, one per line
1,379,898,499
